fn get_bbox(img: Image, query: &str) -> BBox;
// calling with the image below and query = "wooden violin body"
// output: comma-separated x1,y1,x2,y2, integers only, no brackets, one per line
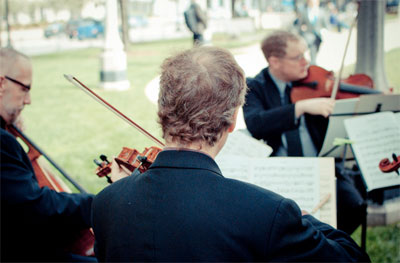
291,65,380,102
95,146,162,183
6,125,95,257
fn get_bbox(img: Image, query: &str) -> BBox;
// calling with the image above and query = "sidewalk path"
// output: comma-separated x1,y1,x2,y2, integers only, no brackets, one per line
145,17,400,130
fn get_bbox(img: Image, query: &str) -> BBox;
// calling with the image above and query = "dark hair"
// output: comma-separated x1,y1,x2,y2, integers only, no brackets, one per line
261,30,303,61
158,46,247,147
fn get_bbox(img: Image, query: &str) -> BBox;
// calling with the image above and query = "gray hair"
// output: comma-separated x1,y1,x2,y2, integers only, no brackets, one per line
158,46,247,147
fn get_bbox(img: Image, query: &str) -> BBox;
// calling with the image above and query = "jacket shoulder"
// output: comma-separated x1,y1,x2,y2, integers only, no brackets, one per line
246,68,269,88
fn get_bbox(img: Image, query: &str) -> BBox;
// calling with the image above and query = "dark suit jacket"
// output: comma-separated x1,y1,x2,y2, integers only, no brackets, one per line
92,149,369,262
0,119,94,261
243,67,329,155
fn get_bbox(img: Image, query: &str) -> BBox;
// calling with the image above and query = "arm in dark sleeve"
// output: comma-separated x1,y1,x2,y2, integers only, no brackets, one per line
243,77,298,140
267,198,370,262
0,130,94,228
194,3,207,28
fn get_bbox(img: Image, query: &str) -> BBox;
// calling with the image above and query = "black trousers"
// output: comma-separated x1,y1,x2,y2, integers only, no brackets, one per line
336,165,367,235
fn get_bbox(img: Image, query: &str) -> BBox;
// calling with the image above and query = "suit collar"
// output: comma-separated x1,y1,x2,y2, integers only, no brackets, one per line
260,68,285,107
1,117,6,129
150,149,223,177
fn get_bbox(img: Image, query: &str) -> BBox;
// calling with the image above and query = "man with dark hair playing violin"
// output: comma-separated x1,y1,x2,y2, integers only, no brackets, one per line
0,47,96,262
243,30,366,235
91,46,369,262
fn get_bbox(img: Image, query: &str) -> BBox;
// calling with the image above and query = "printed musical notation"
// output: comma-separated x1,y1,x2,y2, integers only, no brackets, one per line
216,152,336,227
344,111,400,191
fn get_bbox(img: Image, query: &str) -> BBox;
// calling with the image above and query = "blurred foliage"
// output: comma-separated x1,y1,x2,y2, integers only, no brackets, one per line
352,222,400,263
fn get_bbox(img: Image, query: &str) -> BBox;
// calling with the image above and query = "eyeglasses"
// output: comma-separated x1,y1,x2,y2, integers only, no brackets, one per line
5,76,31,90
281,54,307,62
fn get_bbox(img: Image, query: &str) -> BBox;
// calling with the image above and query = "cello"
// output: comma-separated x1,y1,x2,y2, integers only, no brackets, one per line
5,124,95,257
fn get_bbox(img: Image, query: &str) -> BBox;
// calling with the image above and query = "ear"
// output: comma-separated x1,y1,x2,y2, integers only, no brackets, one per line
268,56,280,67
227,107,239,133
0,76,6,96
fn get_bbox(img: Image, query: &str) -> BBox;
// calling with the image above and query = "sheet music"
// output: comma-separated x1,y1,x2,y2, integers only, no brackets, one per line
344,112,400,191
318,158,337,227
218,130,273,158
215,156,336,227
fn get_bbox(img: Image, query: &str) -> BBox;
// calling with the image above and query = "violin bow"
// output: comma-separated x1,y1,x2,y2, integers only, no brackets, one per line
331,2,360,99
64,74,165,148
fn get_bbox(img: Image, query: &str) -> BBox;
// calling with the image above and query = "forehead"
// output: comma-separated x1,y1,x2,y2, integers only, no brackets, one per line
10,57,32,80
285,39,307,55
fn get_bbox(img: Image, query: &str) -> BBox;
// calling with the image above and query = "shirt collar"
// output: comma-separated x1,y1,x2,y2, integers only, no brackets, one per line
268,68,291,95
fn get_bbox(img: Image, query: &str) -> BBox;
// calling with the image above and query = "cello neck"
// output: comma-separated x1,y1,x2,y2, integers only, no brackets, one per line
7,125,88,193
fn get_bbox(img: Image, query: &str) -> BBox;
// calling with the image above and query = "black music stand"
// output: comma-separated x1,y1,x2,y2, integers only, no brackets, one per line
344,94,400,251
322,94,400,251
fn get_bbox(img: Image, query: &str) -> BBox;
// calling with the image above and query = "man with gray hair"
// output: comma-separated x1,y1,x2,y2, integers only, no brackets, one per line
92,46,369,262
0,47,95,262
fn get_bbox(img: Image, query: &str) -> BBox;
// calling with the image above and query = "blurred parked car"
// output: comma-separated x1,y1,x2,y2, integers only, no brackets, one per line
44,23,65,38
387,0,399,13
65,19,104,40
128,15,148,28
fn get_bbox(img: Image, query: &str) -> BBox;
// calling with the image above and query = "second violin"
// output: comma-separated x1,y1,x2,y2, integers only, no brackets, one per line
291,65,380,103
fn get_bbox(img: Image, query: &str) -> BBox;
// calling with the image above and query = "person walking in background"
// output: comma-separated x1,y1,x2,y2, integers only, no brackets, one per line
184,0,208,46
293,0,329,64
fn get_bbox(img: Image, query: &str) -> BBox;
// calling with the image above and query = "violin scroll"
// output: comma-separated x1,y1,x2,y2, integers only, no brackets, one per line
379,153,400,175
94,146,162,183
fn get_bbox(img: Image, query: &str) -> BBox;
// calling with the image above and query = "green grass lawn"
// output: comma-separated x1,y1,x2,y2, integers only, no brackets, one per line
20,32,399,262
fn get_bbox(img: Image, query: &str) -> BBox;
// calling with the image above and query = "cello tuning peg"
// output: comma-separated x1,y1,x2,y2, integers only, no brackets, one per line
392,153,398,162
100,154,110,164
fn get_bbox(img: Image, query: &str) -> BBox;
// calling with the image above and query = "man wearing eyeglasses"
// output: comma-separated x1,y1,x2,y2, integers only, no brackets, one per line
0,48,96,262
243,30,366,235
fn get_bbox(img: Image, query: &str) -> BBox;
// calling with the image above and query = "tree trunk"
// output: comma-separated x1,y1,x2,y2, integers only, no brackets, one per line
118,0,129,50
355,0,389,91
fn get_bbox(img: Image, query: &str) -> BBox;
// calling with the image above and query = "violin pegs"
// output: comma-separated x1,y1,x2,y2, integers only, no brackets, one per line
100,154,110,164
137,155,147,163
393,153,398,162
105,175,113,184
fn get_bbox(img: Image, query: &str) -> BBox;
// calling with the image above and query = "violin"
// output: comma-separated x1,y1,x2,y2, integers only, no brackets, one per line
5,124,95,257
291,65,381,103
291,5,381,103
64,75,165,184
379,153,400,175
94,146,162,183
